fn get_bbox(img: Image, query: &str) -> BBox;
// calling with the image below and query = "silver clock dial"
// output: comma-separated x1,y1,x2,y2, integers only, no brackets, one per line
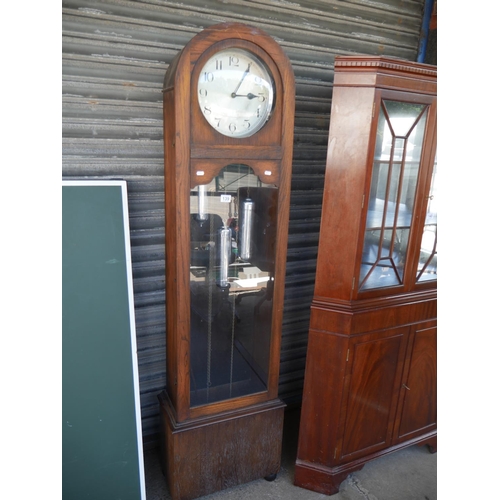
197,48,275,138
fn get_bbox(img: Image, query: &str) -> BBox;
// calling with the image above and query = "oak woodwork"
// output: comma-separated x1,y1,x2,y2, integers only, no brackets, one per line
159,393,285,500
294,56,437,496
159,22,295,500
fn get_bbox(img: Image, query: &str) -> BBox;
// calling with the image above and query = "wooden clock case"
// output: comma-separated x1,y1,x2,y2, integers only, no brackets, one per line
158,23,295,500
294,56,437,495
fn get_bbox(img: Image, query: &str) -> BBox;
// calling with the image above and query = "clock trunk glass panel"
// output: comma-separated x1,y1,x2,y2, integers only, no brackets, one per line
189,164,277,407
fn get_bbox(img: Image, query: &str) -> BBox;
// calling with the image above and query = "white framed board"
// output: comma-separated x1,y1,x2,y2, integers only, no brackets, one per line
62,180,146,500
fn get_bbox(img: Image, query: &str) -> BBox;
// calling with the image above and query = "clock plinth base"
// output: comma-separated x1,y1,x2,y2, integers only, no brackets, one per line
158,391,285,500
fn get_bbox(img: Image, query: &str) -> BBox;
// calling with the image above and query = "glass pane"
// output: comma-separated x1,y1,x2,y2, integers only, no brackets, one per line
360,100,428,291
189,164,277,407
417,151,437,282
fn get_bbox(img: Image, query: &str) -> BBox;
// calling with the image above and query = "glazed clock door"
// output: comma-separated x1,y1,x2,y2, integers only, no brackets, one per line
189,163,278,407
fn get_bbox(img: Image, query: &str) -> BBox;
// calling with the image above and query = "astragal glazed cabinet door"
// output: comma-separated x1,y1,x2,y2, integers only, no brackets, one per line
358,96,437,295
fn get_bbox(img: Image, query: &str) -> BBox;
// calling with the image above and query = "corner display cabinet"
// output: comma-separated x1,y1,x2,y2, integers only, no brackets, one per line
294,56,437,495
157,23,295,500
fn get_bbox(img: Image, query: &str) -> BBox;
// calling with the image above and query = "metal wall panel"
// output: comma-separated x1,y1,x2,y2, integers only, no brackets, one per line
62,0,427,445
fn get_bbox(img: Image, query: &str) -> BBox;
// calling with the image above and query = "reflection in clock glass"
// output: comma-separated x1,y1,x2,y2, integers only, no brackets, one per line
189,163,278,407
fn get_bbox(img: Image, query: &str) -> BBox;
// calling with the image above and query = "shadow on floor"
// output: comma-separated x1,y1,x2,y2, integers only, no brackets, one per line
144,408,437,500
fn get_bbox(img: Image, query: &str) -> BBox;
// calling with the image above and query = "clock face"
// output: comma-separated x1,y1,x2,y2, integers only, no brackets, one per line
197,48,275,138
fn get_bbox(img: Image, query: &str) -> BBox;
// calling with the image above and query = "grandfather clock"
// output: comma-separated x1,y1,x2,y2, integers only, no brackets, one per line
295,56,437,495
158,23,295,500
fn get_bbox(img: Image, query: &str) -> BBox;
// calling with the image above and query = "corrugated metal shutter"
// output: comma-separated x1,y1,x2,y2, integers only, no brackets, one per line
62,0,427,446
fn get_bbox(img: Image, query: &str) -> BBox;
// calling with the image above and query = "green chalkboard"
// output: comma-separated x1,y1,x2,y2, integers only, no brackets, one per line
62,181,145,500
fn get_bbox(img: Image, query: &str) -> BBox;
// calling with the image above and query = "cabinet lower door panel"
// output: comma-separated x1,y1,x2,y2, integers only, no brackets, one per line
396,324,437,441
340,330,407,461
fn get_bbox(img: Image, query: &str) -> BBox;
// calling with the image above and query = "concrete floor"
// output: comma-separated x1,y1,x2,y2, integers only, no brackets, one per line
144,409,437,500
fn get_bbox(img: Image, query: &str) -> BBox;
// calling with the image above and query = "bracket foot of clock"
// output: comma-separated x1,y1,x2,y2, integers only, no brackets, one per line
264,473,277,482
158,391,285,500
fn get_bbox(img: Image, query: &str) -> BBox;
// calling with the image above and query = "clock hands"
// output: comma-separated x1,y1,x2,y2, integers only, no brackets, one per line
231,63,252,98
232,93,258,99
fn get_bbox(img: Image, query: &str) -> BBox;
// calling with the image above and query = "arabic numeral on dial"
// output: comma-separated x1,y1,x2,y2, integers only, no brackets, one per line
229,56,239,66
203,72,214,82
215,118,221,127
254,76,262,84
203,106,211,115
215,59,222,70
244,120,251,129
229,123,237,133
199,88,207,97
258,93,266,102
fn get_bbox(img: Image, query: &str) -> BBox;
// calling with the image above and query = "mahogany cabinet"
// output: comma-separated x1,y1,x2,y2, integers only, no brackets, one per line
294,56,437,495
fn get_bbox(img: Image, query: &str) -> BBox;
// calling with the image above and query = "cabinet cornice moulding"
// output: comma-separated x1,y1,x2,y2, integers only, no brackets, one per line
334,56,437,78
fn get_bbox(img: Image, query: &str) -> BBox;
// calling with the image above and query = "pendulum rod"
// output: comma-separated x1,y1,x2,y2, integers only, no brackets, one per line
229,291,236,397
206,208,215,401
